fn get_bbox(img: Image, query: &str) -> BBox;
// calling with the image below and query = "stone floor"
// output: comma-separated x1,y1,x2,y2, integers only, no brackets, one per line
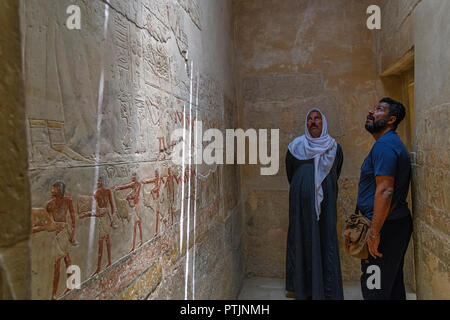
237,277,417,300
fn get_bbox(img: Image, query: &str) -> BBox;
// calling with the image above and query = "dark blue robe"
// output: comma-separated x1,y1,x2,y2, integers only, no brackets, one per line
285,144,344,300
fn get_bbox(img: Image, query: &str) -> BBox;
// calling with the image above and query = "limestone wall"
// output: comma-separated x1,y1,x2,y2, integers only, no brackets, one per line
21,0,243,300
377,0,450,300
409,0,450,300
0,0,32,300
233,0,415,284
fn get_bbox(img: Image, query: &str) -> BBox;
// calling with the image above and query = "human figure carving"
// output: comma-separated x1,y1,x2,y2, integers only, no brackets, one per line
32,181,77,300
165,168,181,225
142,170,164,235
115,173,143,253
79,177,115,276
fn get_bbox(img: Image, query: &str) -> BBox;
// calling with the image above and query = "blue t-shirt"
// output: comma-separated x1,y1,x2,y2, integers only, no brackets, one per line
357,131,411,220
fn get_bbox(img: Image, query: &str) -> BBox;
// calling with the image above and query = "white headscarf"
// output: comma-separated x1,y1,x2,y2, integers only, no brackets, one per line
288,108,337,220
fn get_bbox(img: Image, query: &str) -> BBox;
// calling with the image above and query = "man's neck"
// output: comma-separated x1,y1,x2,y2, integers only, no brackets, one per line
372,127,393,141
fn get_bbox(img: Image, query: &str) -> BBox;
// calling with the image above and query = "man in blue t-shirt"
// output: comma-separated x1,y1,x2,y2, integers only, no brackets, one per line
355,97,413,300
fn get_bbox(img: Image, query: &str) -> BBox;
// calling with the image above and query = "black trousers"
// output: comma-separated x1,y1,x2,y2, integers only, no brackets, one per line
360,215,413,300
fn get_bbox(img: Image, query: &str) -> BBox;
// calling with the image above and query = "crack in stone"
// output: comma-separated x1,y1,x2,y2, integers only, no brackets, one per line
98,0,146,32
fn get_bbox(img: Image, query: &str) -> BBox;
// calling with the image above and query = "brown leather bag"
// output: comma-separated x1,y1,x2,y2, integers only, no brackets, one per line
343,207,371,259
343,203,397,259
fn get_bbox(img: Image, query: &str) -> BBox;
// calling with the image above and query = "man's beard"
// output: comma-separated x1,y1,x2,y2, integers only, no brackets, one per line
365,116,388,134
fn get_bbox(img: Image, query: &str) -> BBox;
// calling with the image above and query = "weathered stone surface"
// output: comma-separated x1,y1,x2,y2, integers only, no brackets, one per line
413,219,450,299
242,73,324,103
244,190,289,278
0,0,32,300
378,0,419,73
0,240,31,300
116,257,163,300
0,0,31,248
411,0,450,299
20,0,242,300
376,0,450,299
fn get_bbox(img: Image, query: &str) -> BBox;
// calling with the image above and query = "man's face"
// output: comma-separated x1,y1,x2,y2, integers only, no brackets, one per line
51,185,61,198
365,102,391,134
97,178,103,188
307,111,323,138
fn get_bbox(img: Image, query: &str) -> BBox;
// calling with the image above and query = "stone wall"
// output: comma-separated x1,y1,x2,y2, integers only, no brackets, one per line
377,0,420,74
21,0,243,300
377,0,450,300
401,0,449,300
4,0,448,300
0,0,32,300
233,0,415,285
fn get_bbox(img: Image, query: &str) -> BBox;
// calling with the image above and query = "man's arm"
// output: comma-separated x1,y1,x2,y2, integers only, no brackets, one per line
32,222,63,233
79,212,94,219
142,177,157,185
68,199,76,241
32,225,48,234
367,175,394,258
116,182,134,190
107,189,114,215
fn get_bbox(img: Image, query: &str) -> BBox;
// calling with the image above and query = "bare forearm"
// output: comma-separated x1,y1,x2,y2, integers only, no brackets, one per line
32,226,46,233
370,189,393,234
116,183,132,190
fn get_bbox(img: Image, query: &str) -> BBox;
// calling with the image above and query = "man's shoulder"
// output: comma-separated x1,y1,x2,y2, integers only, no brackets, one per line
63,196,73,203
373,132,401,152
377,132,409,155
371,135,411,168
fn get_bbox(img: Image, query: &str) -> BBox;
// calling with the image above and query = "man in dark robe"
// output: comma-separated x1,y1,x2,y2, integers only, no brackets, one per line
285,108,344,300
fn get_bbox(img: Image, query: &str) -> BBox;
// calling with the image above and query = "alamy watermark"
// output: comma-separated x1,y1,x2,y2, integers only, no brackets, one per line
65,4,381,31
367,5,381,30
66,5,81,30
366,265,381,290
171,121,280,176
66,265,81,290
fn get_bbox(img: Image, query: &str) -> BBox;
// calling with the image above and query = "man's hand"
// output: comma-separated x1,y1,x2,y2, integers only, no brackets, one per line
367,231,382,259
55,222,66,232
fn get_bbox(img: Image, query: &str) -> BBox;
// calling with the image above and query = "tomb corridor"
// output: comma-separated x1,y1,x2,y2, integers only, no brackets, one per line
0,0,448,300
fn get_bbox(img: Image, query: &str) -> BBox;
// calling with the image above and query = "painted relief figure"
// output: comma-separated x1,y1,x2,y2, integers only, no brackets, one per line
184,167,196,199
115,173,143,253
32,181,77,300
79,177,115,276
165,168,181,225
143,170,164,235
